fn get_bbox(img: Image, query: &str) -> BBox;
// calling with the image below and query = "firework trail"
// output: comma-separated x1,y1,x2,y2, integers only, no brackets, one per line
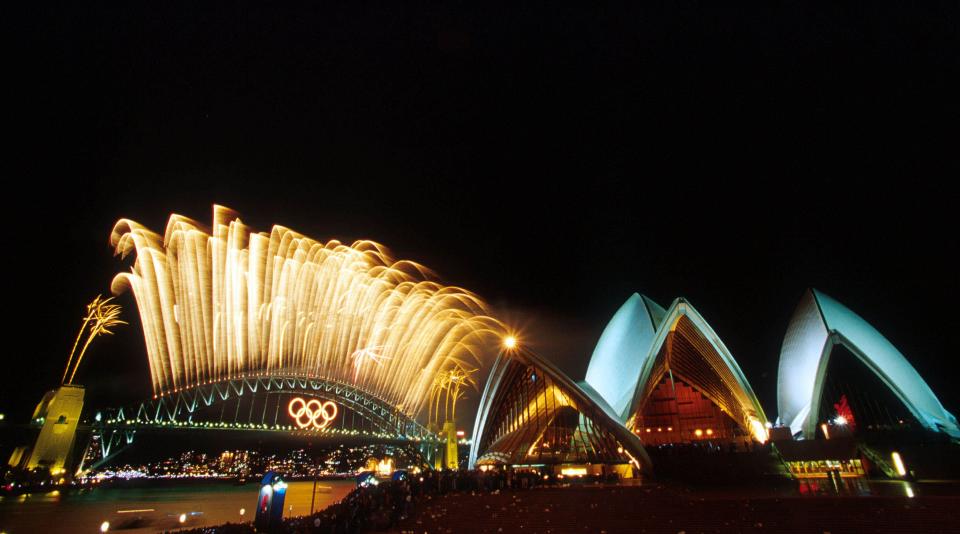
110,205,503,417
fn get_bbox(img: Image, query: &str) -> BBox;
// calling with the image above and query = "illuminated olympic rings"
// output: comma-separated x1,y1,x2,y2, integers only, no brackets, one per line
287,397,338,430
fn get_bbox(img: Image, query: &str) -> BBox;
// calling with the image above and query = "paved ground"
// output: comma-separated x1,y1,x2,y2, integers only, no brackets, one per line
391,485,960,534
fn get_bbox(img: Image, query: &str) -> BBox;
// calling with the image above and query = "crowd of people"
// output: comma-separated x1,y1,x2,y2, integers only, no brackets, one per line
179,467,622,533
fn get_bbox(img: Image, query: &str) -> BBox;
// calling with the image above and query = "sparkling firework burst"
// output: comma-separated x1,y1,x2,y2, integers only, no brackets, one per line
110,205,504,417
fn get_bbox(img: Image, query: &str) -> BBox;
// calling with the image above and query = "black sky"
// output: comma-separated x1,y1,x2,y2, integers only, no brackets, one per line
6,3,959,427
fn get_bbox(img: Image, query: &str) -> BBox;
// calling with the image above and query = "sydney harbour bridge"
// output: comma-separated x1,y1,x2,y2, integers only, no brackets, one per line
37,206,506,472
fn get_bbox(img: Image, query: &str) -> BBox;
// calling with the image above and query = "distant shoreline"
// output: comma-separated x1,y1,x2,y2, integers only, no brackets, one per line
2,474,354,495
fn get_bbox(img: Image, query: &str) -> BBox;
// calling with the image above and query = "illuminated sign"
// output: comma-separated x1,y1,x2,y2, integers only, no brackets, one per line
287,397,338,430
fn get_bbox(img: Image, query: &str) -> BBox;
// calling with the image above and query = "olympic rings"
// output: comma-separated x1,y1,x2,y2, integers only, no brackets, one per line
288,397,338,430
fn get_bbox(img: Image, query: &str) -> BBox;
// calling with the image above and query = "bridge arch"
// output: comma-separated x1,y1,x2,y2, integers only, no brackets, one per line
87,375,441,466
97,375,435,439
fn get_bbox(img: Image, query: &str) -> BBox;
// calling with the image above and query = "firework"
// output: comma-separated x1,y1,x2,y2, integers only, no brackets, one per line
110,206,503,417
62,295,127,385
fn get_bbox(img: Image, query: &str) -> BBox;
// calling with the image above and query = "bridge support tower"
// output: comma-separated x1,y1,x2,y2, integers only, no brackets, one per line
27,385,85,478
443,420,458,469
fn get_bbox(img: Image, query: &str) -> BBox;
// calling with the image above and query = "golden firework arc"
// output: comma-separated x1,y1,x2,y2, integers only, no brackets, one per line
110,205,505,418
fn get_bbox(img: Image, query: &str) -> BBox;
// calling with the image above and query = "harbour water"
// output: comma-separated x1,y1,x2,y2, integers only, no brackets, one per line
3,478,959,533
0,480,355,533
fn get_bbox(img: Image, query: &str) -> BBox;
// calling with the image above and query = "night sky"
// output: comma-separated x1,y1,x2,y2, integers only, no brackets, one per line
6,4,958,430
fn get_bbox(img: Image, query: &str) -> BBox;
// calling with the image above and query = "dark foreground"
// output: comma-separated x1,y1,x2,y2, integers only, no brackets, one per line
168,474,960,534
395,485,959,534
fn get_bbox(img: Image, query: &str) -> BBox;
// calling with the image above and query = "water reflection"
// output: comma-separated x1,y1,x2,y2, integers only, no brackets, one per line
797,476,872,496
0,480,354,533
795,478,952,497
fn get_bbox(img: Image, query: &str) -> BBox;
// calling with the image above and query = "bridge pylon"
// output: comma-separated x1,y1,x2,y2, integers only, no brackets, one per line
443,420,459,469
26,385,85,479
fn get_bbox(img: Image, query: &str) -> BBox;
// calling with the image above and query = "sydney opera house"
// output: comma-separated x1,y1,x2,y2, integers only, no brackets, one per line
469,289,959,480
15,202,955,483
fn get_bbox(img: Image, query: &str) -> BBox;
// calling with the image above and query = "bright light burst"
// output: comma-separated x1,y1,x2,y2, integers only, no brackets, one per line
110,205,504,417
351,346,391,381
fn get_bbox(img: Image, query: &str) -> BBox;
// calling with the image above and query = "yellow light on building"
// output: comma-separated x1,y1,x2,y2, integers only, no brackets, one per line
561,466,587,476
749,418,769,443
694,429,703,437
705,428,713,436
891,451,907,476
821,423,830,440
100,522,110,532
377,458,393,477
503,336,518,350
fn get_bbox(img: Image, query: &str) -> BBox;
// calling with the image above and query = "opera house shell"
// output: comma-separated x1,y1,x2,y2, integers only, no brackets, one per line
469,293,771,471
590,294,769,444
777,289,959,439
467,345,652,472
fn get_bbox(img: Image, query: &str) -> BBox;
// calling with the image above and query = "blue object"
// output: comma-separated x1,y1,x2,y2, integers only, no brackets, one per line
356,471,378,487
255,471,287,532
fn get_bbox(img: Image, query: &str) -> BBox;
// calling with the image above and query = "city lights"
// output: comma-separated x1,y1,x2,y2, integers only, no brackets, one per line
376,458,393,477
503,335,518,350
